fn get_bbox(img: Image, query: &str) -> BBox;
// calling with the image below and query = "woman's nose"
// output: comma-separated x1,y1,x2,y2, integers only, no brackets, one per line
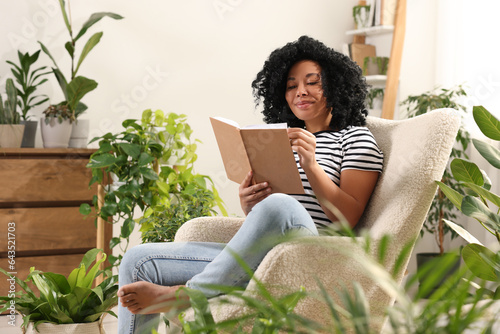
296,83,308,96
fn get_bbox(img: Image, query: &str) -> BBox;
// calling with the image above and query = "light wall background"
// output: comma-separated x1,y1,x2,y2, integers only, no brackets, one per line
2,0,499,274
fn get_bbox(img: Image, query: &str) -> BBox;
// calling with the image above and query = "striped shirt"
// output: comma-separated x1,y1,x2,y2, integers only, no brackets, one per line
290,126,384,227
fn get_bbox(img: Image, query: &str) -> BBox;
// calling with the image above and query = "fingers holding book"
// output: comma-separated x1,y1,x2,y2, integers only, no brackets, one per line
239,171,272,215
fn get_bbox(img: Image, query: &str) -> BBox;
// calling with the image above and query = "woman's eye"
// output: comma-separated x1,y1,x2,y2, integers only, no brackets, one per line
307,81,320,86
287,85,297,90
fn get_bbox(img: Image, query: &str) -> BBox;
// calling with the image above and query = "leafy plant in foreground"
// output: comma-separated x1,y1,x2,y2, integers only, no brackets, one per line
437,105,500,298
0,248,117,332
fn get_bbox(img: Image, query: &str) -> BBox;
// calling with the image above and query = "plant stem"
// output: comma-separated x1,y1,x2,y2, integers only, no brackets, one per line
438,188,445,255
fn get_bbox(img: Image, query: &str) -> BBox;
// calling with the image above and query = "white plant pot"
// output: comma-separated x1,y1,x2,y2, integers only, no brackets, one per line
40,117,73,148
69,118,90,148
0,124,25,148
27,321,106,334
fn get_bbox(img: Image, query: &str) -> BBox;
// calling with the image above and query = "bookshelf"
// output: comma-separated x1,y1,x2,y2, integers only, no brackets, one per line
348,0,406,119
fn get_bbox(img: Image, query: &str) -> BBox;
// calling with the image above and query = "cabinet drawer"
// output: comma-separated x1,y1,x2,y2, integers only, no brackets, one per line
0,207,97,255
0,158,95,204
0,253,87,297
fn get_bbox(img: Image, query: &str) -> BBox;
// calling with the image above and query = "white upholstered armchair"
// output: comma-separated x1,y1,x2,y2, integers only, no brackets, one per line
172,109,461,332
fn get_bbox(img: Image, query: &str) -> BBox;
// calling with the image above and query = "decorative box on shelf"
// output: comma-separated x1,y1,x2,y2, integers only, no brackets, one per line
0,148,112,295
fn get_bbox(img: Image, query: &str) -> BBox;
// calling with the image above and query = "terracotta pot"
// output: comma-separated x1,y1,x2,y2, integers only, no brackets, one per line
0,124,25,148
40,117,72,148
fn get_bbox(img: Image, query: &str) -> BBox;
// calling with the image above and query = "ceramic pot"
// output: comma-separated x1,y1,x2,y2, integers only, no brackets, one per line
21,120,38,147
40,117,72,148
69,119,90,148
27,321,106,334
0,124,25,148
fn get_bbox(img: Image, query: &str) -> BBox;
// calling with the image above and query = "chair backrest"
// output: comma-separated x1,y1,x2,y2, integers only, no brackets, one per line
358,109,460,248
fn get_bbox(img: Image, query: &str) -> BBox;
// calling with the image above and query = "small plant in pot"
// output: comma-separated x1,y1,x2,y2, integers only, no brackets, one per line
0,78,25,148
39,0,122,148
6,50,51,147
0,248,117,334
401,85,471,295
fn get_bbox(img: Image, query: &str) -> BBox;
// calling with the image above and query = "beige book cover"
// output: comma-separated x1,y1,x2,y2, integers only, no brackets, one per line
210,117,304,194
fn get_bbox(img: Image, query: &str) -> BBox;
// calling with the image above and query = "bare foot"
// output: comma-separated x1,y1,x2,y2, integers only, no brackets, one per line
117,281,190,314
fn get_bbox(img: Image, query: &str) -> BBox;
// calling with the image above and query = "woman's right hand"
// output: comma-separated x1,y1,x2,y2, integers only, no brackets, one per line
239,171,272,215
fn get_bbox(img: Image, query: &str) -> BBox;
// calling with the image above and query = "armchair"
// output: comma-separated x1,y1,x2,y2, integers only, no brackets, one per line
173,109,461,332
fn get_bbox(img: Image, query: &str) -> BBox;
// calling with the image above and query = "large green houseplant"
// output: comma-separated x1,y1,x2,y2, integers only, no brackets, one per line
0,78,25,148
6,50,50,147
0,248,117,333
39,0,122,148
437,105,500,299
401,85,471,255
81,109,227,266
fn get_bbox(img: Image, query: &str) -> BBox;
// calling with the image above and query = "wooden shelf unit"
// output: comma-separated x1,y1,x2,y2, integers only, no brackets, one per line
0,148,112,295
348,0,406,119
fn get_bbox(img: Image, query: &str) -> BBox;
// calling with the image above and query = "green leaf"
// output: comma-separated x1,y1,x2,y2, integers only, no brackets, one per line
461,196,500,232
443,219,483,245
463,182,500,208
79,203,92,215
462,243,498,281
436,180,463,210
43,272,71,294
66,76,98,111
140,167,159,180
121,218,135,238
87,153,116,168
74,32,103,76
58,0,72,35
38,41,61,72
74,12,124,42
51,68,68,102
450,158,484,186
473,138,500,169
118,143,141,159
473,105,500,141
138,152,155,166
65,41,74,58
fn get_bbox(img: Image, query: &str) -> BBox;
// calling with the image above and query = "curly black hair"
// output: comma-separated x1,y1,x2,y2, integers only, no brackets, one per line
252,35,368,130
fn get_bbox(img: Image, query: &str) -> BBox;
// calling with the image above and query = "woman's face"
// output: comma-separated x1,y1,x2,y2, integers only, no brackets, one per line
285,60,331,132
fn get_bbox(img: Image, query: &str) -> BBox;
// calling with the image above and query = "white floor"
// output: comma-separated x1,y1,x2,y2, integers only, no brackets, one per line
0,307,171,333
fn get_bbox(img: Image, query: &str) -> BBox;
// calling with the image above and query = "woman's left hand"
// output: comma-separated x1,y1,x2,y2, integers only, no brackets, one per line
287,128,317,170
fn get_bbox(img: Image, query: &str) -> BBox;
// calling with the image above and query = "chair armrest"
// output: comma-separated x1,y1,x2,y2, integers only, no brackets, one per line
174,216,245,243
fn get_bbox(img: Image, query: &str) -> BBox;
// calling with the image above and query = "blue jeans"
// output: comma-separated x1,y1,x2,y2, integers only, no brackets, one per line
118,193,318,333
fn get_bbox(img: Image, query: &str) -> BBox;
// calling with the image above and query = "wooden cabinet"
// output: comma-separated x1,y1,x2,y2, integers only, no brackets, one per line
0,148,112,295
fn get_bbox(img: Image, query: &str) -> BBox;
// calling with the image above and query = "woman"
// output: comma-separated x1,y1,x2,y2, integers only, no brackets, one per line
117,35,383,333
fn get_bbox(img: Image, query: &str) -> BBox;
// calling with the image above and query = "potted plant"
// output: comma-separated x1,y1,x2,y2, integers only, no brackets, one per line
6,50,50,147
0,78,25,148
39,0,122,148
437,105,500,299
0,248,117,334
80,109,227,266
363,56,389,76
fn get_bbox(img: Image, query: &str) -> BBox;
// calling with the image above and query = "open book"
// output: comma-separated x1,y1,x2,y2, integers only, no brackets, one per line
210,117,304,194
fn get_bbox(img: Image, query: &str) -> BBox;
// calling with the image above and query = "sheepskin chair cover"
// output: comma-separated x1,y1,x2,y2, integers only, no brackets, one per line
172,109,460,332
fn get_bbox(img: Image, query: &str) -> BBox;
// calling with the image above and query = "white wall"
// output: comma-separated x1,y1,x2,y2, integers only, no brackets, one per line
12,1,492,275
